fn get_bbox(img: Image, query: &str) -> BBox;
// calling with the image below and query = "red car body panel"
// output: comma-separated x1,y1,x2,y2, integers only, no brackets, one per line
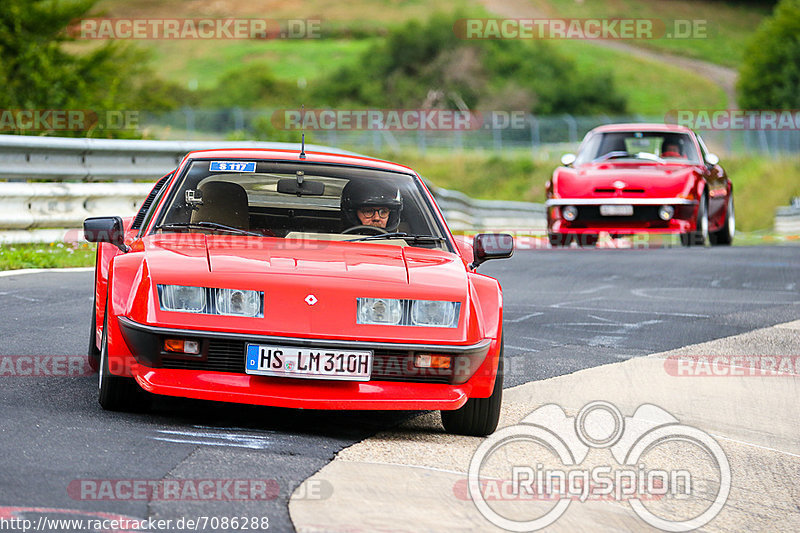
546,123,733,239
92,149,504,410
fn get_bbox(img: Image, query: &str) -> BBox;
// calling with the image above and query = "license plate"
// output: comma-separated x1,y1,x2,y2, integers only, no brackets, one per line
245,344,372,381
599,204,634,216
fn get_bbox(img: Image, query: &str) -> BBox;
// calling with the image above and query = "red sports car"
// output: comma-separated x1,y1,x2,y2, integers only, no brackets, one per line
83,149,513,436
546,123,734,247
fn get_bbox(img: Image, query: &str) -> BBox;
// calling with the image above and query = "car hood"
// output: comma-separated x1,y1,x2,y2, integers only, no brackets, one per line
557,162,697,198
135,234,472,342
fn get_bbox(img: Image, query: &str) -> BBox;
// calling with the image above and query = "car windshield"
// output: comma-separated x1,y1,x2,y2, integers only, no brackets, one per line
576,131,701,165
152,159,450,251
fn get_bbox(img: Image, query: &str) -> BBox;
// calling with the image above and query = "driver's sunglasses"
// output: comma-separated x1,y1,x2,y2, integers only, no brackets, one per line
359,207,391,218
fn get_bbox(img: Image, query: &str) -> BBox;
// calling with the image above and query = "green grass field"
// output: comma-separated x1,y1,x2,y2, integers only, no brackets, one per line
553,39,728,114
535,0,769,67
0,243,96,271
144,39,375,91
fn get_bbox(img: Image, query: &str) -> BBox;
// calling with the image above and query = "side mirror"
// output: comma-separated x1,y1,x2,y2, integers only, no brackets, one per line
705,153,720,166
84,216,129,253
560,153,576,166
470,233,514,269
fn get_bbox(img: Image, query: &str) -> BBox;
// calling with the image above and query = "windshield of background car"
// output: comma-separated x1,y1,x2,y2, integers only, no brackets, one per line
576,131,701,165
151,160,451,251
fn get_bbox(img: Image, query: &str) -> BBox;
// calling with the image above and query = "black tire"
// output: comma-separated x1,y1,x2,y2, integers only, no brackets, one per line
87,295,100,373
98,302,148,412
709,195,735,246
681,196,709,247
441,339,503,437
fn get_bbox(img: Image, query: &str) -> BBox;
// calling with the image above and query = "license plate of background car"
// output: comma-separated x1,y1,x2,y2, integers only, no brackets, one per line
245,344,373,381
599,205,634,216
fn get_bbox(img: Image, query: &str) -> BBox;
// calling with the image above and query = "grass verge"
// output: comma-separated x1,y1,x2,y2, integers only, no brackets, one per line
0,242,96,271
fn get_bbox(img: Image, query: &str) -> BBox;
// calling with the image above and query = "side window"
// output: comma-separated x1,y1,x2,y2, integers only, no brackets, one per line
134,173,172,235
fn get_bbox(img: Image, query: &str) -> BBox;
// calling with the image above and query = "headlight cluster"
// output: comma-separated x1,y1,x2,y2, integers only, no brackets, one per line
357,298,461,328
158,285,263,317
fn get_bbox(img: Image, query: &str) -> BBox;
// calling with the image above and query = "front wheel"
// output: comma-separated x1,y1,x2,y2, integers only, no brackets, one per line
441,339,503,437
87,295,100,372
709,195,735,245
681,196,709,247
98,303,149,412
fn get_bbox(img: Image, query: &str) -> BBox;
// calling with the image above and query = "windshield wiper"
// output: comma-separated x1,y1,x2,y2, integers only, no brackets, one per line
346,232,445,244
157,222,262,237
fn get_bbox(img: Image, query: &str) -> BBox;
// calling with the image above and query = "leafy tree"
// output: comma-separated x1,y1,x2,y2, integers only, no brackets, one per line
738,0,800,109
0,0,192,137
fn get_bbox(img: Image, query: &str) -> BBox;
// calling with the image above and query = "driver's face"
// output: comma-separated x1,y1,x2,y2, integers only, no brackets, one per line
357,207,390,228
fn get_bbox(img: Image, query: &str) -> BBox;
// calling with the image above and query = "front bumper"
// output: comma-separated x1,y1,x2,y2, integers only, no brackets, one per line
116,317,495,410
546,198,697,234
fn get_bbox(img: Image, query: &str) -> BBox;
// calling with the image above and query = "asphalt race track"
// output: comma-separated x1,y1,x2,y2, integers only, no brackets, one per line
0,245,798,531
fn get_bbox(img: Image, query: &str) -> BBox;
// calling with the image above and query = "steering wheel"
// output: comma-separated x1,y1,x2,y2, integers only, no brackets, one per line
342,225,388,235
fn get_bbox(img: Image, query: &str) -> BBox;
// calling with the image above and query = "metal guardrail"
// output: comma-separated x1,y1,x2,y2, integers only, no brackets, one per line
0,135,545,243
774,197,800,235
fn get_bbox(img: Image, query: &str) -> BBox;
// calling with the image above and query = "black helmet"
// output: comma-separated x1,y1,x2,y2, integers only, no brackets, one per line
341,179,403,231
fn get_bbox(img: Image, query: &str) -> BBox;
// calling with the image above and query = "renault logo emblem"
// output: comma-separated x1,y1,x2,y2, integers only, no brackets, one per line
305,295,318,306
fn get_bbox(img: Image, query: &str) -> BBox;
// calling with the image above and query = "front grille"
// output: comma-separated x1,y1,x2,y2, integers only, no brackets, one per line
575,205,664,223
161,339,451,383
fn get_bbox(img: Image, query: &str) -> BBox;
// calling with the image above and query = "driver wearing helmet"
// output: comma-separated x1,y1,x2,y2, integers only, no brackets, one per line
340,179,403,232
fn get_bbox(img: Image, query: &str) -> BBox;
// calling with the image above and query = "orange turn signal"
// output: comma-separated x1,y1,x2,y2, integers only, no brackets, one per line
415,354,451,369
164,338,200,355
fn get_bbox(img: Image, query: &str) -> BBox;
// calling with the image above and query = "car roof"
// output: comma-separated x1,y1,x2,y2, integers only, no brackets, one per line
181,148,417,175
590,123,694,134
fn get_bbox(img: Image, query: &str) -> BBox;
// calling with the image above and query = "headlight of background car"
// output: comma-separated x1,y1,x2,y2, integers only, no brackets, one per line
357,298,460,327
157,285,263,317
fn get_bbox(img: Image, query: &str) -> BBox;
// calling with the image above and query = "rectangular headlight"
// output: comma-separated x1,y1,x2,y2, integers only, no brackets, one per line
411,300,459,327
216,288,263,317
158,285,206,313
357,298,460,328
157,285,263,317
357,298,403,325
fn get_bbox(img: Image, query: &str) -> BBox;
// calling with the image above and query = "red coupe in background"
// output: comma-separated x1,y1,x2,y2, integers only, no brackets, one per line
546,123,734,247
83,149,513,436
